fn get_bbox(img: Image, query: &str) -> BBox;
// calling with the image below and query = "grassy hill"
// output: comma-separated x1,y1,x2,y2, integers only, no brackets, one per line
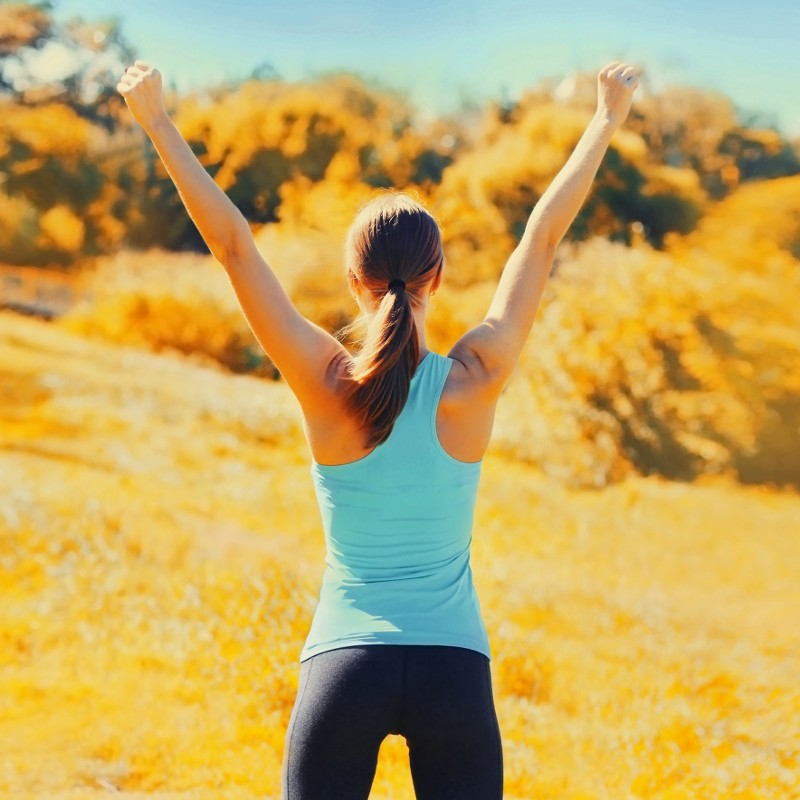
60,176,800,489
1,309,798,799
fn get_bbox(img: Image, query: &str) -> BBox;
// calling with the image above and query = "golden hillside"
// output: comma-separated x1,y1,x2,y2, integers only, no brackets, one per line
60,176,800,489
1,302,798,798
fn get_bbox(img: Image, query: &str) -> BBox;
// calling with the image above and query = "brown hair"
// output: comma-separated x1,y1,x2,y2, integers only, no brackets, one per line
345,192,443,447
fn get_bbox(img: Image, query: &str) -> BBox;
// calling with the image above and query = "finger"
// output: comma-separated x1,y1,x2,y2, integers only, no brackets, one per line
125,66,142,77
609,63,629,80
118,73,135,87
621,68,639,90
599,61,622,79
116,82,130,95
134,59,151,72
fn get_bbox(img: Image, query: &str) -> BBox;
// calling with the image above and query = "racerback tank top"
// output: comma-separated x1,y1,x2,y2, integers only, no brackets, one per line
301,351,491,662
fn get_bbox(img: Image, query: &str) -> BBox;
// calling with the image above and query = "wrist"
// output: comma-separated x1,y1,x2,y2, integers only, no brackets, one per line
591,110,622,132
141,110,171,137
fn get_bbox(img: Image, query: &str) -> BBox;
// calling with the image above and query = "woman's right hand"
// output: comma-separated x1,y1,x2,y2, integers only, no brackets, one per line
595,61,639,128
117,60,169,132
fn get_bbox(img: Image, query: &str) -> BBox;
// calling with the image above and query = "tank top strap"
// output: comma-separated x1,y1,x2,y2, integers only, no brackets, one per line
391,351,454,461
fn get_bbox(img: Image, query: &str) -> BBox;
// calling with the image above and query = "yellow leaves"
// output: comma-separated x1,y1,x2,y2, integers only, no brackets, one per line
518,104,591,151
0,192,37,252
172,76,421,218
711,738,736,763
59,250,277,375
740,128,785,154
0,4,50,51
688,174,800,259
610,127,649,163
280,116,310,159
37,204,85,252
484,185,800,486
646,165,703,196
0,102,91,157
277,171,372,235
324,148,362,183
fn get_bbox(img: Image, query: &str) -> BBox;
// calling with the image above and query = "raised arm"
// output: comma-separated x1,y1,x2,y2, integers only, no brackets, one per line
450,61,639,393
116,61,346,409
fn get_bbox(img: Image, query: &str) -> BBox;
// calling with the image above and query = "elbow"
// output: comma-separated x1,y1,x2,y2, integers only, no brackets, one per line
546,231,562,252
538,221,562,252
523,215,560,253
209,239,233,266
214,215,251,268
521,224,558,261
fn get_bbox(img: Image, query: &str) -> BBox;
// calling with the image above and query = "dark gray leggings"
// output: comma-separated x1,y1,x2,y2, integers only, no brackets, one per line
282,645,503,799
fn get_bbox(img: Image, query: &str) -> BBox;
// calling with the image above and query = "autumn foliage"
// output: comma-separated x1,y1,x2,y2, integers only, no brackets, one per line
1,0,798,268
2,3,800,798
58,174,800,489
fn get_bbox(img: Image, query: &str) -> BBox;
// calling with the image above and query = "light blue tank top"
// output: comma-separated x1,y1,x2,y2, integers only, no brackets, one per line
301,351,491,662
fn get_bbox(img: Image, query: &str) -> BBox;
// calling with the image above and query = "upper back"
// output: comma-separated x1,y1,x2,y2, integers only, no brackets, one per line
304,349,500,467
310,352,483,572
302,350,493,662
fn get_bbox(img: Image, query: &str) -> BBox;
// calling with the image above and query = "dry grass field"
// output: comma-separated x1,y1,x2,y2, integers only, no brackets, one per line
1,307,798,799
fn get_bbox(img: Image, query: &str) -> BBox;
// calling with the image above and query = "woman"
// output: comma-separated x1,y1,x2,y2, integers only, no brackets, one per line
118,60,638,799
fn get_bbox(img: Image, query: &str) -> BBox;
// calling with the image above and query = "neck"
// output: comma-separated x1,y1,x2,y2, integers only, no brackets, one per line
412,303,430,361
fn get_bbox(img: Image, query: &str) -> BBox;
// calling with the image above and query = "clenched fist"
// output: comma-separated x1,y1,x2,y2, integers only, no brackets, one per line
117,60,168,131
596,62,639,127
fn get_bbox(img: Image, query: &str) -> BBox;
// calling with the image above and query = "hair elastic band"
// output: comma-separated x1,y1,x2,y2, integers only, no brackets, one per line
387,279,406,293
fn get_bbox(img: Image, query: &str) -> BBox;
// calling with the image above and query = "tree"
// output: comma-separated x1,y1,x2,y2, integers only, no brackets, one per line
0,1,134,129
0,2,140,264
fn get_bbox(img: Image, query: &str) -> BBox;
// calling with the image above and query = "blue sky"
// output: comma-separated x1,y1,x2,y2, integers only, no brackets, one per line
56,0,800,135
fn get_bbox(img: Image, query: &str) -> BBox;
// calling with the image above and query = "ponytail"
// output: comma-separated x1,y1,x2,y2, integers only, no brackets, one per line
345,193,442,447
348,282,419,447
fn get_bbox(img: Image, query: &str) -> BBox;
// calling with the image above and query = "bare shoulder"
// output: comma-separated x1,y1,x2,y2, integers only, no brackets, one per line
444,335,507,405
437,345,504,463
310,348,360,419
301,350,368,464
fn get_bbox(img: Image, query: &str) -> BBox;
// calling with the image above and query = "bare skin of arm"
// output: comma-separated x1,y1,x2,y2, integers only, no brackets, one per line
118,60,637,465
442,61,639,462
117,61,347,420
